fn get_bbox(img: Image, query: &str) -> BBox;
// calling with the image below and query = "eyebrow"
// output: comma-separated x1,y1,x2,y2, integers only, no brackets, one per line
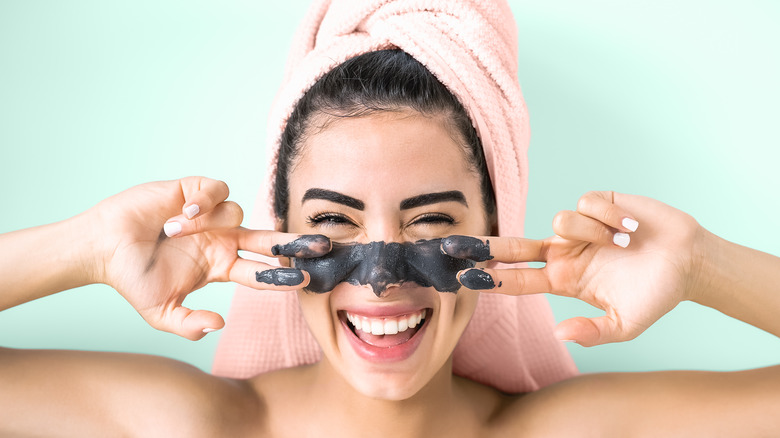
400,191,468,210
302,188,365,210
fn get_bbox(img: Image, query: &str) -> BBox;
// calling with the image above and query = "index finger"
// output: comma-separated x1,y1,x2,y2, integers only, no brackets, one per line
441,235,548,264
236,229,332,259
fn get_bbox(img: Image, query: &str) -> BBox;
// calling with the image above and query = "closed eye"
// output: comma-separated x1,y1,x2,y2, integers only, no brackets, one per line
410,213,456,226
305,212,356,228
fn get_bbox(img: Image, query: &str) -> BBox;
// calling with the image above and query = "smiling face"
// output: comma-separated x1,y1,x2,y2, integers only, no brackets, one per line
285,109,494,400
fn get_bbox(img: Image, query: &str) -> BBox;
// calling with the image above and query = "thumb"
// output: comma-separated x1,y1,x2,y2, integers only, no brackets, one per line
554,315,640,347
146,305,225,341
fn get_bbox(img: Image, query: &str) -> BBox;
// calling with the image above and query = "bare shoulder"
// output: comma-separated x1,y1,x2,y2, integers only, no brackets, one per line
487,373,631,437
0,347,263,437
490,366,780,437
248,365,318,412
110,352,264,437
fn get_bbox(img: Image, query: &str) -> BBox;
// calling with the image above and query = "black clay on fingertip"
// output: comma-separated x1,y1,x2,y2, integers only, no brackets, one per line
255,268,306,286
292,239,476,297
458,269,496,290
271,234,332,258
440,235,493,262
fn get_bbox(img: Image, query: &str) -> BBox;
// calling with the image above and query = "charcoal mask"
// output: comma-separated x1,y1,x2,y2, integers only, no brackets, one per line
292,239,476,296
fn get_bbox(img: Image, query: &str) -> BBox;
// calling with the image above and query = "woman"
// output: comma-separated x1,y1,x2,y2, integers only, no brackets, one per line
3,1,777,376
3,46,780,437
210,0,580,392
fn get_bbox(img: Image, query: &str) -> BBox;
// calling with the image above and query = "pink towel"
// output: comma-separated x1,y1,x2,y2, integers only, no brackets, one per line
212,0,578,393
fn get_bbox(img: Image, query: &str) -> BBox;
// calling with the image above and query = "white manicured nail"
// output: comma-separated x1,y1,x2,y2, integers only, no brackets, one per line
622,217,639,232
613,232,630,248
202,328,219,333
163,221,182,237
184,204,200,219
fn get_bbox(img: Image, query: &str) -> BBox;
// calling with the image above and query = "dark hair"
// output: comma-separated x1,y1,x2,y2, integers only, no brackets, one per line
274,49,495,225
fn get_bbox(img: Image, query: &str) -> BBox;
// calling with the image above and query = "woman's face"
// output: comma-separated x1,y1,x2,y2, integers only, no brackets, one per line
286,110,493,400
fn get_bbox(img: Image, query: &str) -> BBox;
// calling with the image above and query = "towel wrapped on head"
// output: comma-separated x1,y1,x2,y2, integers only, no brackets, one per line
212,0,578,393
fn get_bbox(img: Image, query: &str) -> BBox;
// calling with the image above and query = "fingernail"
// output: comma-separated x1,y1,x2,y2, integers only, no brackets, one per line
622,217,639,232
256,268,306,286
184,204,200,219
163,221,182,237
440,235,493,261
613,232,630,248
458,268,496,290
202,327,219,333
271,234,331,258
560,339,577,343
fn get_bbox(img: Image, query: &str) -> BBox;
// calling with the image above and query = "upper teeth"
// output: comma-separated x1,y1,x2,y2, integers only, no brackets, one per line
346,309,427,336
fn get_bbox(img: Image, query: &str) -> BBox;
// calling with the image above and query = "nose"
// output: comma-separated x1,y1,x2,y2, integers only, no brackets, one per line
356,241,406,297
355,218,407,297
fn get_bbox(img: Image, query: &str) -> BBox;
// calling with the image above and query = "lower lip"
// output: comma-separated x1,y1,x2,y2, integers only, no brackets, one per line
341,314,429,363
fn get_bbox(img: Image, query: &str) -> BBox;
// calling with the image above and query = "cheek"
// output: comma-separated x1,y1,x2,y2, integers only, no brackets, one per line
436,289,479,346
455,289,479,322
296,291,337,346
284,208,307,234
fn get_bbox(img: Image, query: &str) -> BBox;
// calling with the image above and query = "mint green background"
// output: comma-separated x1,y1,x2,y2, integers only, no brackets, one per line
1,1,778,374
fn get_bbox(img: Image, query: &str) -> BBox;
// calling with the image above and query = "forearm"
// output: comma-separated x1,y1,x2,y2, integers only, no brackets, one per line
691,227,780,337
0,211,101,310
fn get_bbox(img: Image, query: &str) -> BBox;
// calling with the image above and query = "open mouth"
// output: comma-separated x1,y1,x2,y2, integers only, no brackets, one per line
338,308,431,362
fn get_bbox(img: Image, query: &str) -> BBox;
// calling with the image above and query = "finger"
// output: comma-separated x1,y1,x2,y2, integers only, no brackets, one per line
552,210,632,248
148,305,226,341
178,176,231,219
456,267,552,295
236,229,331,258
441,235,548,263
164,201,244,238
554,315,641,347
229,258,310,290
576,191,639,233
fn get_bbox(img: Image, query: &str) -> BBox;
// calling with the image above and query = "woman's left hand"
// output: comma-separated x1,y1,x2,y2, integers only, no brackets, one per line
444,191,707,347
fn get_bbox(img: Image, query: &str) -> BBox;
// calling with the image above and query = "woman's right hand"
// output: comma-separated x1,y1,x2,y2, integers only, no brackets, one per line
86,177,331,340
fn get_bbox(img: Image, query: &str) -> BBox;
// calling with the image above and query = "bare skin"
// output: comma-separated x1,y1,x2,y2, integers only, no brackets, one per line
4,346,778,437
2,112,780,437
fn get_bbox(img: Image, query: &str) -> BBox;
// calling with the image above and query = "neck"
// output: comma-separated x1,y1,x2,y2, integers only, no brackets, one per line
306,357,463,437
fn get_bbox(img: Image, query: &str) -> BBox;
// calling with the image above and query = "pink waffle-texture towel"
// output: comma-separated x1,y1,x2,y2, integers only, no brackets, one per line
212,0,578,393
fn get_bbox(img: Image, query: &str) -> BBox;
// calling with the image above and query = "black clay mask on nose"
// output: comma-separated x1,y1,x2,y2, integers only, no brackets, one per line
292,239,476,296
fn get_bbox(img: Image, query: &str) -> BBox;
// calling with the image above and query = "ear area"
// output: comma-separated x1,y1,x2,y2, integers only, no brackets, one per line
486,210,499,269
488,209,499,236
274,217,286,233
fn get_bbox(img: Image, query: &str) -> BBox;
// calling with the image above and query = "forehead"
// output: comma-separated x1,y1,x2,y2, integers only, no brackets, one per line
290,111,477,198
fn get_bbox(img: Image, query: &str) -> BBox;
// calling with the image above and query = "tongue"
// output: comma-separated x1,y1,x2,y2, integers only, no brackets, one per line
355,326,419,348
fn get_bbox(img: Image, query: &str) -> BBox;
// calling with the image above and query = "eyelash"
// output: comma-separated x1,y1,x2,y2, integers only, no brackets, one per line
305,212,456,228
411,213,456,226
306,212,354,227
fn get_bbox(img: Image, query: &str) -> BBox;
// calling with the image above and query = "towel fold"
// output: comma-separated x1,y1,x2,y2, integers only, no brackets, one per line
212,0,578,393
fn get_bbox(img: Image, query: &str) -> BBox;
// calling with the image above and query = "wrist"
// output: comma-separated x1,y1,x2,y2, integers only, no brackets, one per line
687,224,733,308
685,222,780,336
686,224,717,304
64,209,107,287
